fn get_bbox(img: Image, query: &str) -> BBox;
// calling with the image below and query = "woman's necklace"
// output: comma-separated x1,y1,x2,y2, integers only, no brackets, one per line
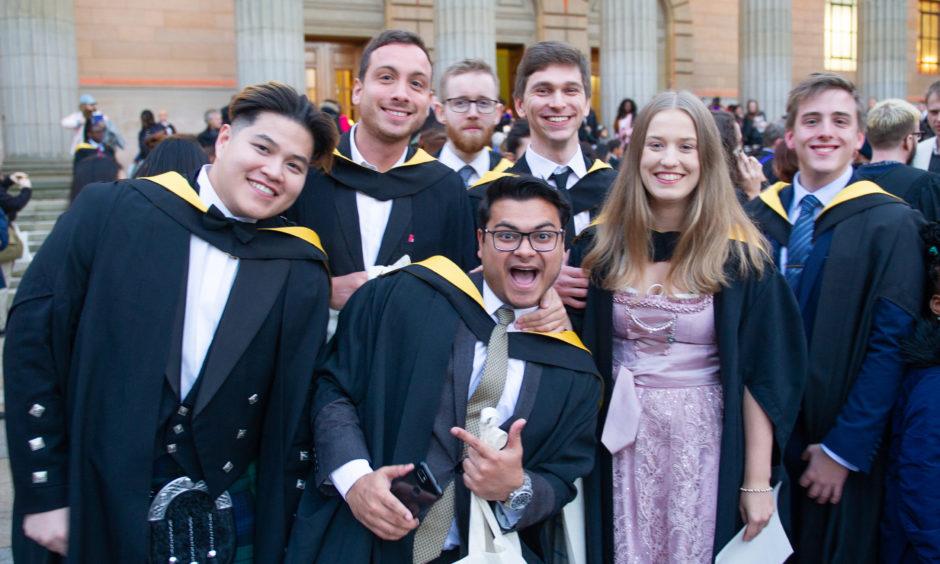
622,283,678,346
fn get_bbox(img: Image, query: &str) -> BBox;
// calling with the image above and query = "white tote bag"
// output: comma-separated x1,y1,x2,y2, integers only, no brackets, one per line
456,492,526,564
456,408,526,564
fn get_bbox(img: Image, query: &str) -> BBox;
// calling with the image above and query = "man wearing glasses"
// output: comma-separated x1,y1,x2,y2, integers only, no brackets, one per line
285,174,600,564
467,41,617,310
433,59,512,186
857,98,940,221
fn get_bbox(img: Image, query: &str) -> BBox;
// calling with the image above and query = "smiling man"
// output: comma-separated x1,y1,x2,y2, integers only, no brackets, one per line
5,82,337,562
287,30,478,323
285,175,600,564
433,59,512,185
746,72,924,564
467,41,616,310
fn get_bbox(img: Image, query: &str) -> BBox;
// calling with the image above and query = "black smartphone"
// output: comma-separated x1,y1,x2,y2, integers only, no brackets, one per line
390,461,443,519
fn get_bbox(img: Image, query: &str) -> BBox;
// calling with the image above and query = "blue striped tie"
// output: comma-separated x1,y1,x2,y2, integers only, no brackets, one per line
785,194,821,290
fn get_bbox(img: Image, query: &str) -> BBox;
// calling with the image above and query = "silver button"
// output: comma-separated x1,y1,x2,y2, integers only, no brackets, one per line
296,479,306,490
166,443,177,454
28,437,45,451
236,429,247,439
29,404,45,418
173,424,184,435
299,450,309,461
248,394,259,405
223,461,234,473
32,471,48,484
177,406,190,416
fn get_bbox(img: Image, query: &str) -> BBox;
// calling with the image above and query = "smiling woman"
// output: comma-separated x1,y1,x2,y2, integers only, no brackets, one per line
577,91,807,563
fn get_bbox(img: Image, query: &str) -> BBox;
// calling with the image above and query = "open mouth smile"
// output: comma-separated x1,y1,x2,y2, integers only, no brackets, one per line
248,179,275,197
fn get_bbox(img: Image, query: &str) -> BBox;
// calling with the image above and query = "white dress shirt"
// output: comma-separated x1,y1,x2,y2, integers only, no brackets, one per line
179,165,255,399
438,142,492,185
524,146,591,235
348,124,407,268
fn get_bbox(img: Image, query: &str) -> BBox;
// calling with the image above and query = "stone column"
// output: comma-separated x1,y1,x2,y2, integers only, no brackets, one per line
235,0,306,93
433,0,496,84
0,0,78,165
601,0,657,132
739,0,792,121
858,0,907,102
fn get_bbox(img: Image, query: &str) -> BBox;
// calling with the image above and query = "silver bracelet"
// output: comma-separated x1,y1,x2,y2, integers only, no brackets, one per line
739,486,774,493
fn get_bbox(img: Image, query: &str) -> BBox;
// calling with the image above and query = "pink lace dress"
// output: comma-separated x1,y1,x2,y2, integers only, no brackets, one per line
605,290,722,564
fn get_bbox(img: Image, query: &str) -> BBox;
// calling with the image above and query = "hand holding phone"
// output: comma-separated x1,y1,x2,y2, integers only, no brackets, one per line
390,461,443,520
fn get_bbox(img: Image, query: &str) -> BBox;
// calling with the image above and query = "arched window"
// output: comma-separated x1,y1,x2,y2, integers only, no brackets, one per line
825,0,857,72
920,0,940,74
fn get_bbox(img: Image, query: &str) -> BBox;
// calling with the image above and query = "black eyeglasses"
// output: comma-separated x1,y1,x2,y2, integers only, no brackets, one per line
483,229,564,252
445,97,498,114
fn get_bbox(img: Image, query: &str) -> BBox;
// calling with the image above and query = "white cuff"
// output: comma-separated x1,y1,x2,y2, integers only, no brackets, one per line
330,459,374,500
820,444,859,472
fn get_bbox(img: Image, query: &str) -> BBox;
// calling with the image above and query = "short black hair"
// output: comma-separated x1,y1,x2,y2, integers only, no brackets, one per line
358,29,431,80
227,81,338,169
133,135,209,179
477,175,571,230
504,118,530,155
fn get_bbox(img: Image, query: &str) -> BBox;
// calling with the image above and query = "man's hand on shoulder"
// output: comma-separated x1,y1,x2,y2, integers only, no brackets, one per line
346,464,419,540
24,507,69,555
330,271,369,310
554,251,589,309
453,419,526,502
515,287,572,333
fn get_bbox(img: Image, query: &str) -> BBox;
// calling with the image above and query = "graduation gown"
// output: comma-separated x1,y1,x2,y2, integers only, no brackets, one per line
287,131,478,275
285,256,602,563
855,161,940,222
466,153,617,247
746,179,925,563
4,171,330,562
571,231,807,561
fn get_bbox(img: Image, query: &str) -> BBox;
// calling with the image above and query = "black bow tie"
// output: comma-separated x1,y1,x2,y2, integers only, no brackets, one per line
202,204,257,244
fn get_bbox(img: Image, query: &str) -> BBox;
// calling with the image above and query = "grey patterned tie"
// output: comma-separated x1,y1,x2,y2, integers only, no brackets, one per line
412,307,515,564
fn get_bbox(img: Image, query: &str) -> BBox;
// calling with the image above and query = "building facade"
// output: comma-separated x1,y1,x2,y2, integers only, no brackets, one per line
1,0,937,174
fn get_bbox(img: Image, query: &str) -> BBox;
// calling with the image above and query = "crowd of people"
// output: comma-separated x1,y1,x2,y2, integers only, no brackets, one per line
3,27,940,564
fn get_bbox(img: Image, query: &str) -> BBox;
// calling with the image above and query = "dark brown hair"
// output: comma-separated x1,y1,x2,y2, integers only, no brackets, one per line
513,41,590,100
358,29,431,80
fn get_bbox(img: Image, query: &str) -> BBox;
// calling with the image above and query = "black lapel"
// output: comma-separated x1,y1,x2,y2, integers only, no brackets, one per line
375,197,413,266
510,362,542,424
452,321,476,430
163,265,189,398
332,182,366,272
194,258,290,416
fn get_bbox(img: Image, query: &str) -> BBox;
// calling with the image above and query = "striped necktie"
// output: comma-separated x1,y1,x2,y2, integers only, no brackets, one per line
785,194,821,290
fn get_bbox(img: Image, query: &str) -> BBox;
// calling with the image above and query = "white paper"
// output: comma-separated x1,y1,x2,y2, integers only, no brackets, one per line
715,483,793,564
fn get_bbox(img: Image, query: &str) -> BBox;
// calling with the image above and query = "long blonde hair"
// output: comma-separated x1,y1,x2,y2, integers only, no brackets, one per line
583,91,766,294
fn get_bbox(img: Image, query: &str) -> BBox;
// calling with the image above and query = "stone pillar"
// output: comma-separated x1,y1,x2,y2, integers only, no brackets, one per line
858,0,907,102
0,0,78,165
235,0,305,93
434,0,496,82
601,0,657,131
739,0,792,121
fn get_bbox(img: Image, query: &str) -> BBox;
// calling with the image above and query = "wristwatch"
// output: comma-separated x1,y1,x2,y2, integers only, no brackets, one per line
500,472,533,511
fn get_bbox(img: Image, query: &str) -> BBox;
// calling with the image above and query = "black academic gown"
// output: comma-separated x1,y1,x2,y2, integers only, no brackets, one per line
571,232,807,562
287,131,478,275
466,153,617,247
855,162,940,222
746,179,925,563
284,257,602,563
4,171,330,563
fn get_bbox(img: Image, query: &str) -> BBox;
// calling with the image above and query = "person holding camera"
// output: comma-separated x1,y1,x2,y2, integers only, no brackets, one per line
0,169,31,332
60,93,124,155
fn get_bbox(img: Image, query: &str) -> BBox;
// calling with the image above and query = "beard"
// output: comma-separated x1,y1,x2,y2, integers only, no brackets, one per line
446,121,494,155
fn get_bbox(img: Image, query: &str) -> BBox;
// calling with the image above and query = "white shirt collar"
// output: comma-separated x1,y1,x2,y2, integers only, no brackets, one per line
196,164,256,223
789,165,853,221
439,141,491,178
348,123,408,170
524,145,588,184
482,280,538,332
